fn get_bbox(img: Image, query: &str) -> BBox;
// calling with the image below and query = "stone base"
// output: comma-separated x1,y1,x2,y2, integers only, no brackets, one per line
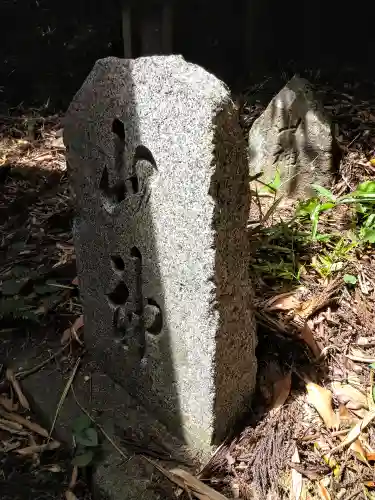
12,347,195,500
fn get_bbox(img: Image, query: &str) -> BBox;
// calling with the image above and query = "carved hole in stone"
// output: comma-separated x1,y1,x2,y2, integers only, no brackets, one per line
133,145,157,167
107,281,129,306
110,255,125,272
112,118,125,140
130,246,142,261
129,175,139,193
144,298,163,335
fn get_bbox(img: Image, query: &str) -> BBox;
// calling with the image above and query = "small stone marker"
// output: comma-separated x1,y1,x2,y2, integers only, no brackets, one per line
64,55,257,454
248,75,334,198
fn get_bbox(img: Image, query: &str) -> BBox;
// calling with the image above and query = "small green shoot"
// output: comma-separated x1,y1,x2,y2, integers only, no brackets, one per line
311,237,358,278
296,181,375,245
296,196,335,241
352,180,375,197
260,169,281,195
311,184,336,202
344,274,357,285
360,228,375,243
250,174,375,286
72,414,100,468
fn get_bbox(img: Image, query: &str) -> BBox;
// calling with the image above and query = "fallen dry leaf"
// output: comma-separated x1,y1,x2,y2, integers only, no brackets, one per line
171,468,229,500
6,369,30,410
225,450,235,467
349,439,368,463
317,481,331,500
0,421,28,436
271,372,292,412
347,347,375,363
144,455,230,499
300,321,321,359
265,292,300,312
338,404,357,424
47,464,62,473
27,434,39,465
0,395,18,412
329,410,375,455
230,482,240,499
350,407,367,419
306,382,338,430
362,437,374,455
2,441,21,452
357,336,374,345
51,136,65,150
346,353,375,363
61,314,84,344
16,440,60,455
290,446,302,500
331,383,368,410
0,409,48,438
69,466,78,490
0,418,23,431
65,491,77,500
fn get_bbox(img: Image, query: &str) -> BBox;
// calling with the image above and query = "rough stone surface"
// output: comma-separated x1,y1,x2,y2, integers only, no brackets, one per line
248,75,334,197
64,55,257,453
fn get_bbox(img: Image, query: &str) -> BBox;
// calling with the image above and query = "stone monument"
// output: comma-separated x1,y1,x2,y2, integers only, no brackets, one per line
248,75,334,198
64,55,257,454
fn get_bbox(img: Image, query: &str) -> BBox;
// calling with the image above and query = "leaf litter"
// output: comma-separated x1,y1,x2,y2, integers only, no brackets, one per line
196,76,375,499
0,112,91,499
1,77,375,500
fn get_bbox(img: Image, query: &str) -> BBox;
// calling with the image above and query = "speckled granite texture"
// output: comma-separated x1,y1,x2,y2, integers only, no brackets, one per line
64,55,257,454
248,75,333,198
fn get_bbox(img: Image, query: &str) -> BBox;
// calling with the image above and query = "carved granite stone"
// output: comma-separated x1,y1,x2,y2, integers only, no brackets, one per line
248,75,334,198
64,55,257,454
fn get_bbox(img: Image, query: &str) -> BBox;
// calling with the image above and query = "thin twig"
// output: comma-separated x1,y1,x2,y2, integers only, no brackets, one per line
16,342,71,380
344,487,363,500
48,357,81,439
6,368,30,410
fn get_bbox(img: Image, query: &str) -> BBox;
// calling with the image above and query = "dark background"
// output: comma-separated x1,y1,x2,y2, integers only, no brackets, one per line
0,0,374,110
